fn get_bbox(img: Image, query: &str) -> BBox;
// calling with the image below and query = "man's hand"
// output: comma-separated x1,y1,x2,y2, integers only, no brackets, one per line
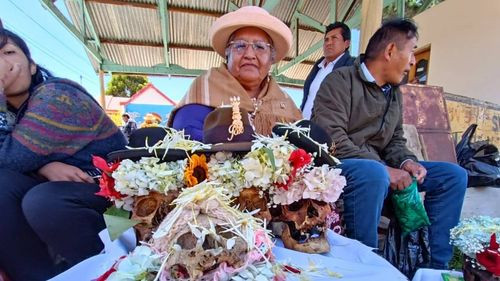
386,166,413,191
38,162,94,183
402,160,427,184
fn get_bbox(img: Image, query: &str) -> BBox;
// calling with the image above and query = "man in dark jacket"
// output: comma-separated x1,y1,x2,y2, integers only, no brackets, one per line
122,113,137,139
301,22,355,119
312,19,467,270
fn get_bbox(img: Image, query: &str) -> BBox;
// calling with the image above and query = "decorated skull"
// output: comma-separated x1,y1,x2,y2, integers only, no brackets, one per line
158,214,247,280
131,191,178,241
236,187,271,222
276,199,332,254
151,183,271,281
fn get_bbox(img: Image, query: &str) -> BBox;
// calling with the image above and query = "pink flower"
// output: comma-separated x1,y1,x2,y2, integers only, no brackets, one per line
302,166,345,203
273,181,304,205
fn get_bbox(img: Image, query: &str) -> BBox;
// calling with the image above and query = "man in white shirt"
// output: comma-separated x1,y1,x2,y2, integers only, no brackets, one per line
301,22,355,119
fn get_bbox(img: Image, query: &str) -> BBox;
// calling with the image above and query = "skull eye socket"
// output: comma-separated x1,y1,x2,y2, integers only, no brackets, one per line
288,200,304,211
170,264,189,279
202,235,218,250
270,206,281,217
177,233,197,250
135,198,159,217
307,205,319,217
215,225,233,239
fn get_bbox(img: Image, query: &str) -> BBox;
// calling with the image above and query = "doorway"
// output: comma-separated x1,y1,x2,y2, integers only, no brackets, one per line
409,46,431,85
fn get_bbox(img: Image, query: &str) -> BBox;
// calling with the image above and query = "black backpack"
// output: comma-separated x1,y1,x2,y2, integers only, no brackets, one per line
456,124,500,187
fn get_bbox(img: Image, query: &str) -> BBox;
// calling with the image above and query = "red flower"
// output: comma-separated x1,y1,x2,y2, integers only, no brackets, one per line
283,265,301,274
289,149,312,170
94,256,125,281
277,149,312,191
476,233,500,276
95,266,116,281
92,156,123,200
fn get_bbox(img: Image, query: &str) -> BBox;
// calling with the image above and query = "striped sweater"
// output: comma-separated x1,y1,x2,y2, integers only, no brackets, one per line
0,78,127,173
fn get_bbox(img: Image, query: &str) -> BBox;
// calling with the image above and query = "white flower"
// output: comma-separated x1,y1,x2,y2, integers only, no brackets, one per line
450,216,500,258
112,157,186,198
207,153,246,197
300,165,345,203
242,135,294,190
107,246,161,281
231,261,275,281
114,196,134,211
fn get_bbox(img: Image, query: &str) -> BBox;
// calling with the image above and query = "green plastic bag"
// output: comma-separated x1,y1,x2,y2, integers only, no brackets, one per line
391,179,430,236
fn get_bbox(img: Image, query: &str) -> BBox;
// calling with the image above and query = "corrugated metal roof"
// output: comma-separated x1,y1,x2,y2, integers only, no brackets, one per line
167,0,228,12
169,13,213,47
90,3,162,43
64,0,362,83
102,44,164,66
170,49,223,70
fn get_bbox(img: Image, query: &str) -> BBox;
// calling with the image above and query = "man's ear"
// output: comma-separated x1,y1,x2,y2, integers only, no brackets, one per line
344,39,351,51
30,63,37,75
384,42,397,61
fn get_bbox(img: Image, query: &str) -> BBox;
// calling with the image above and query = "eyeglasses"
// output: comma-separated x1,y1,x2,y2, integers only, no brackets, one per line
227,40,273,56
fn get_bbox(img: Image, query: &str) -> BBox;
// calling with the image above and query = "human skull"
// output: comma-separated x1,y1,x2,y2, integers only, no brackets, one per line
131,191,177,241
156,214,247,281
236,187,271,222
277,199,331,253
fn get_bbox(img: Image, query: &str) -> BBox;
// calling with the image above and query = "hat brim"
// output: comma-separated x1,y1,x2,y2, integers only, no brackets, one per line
273,123,338,167
209,7,292,61
204,142,253,153
107,148,191,163
107,142,253,163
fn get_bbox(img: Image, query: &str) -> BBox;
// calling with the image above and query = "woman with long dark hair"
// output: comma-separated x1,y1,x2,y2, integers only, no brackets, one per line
0,23,127,280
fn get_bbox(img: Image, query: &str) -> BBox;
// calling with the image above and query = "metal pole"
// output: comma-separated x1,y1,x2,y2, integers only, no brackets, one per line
99,70,106,109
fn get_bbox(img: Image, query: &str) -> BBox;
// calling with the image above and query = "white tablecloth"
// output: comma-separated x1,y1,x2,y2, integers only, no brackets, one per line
411,268,463,281
51,229,408,281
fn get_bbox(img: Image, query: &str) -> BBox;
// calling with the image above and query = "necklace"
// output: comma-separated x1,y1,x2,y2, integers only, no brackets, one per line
250,97,263,121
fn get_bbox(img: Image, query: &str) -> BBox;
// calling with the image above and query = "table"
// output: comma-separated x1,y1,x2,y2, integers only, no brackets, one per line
50,229,408,281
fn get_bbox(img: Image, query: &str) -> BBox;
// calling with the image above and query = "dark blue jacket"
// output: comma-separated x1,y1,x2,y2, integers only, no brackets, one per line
300,51,356,110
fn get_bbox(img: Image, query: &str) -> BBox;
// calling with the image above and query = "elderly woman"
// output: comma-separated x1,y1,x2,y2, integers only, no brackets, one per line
168,6,302,140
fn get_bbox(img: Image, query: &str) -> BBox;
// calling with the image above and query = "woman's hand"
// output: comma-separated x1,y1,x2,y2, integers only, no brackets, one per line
38,162,94,183
0,57,19,92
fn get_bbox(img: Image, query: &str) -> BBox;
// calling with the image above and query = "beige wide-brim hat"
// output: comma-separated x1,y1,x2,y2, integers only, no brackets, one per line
209,6,293,62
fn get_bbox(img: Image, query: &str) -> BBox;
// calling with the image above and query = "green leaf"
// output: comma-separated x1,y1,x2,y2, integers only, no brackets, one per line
105,206,130,218
103,206,139,240
263,147,276,170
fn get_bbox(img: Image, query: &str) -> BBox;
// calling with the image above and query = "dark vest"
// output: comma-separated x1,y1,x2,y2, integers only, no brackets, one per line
300,51,356,110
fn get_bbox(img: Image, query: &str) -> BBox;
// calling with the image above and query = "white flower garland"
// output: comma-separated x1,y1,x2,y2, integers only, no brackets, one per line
241,135,294,191
450,216,500,258
207,152,246,197
112,157,186,197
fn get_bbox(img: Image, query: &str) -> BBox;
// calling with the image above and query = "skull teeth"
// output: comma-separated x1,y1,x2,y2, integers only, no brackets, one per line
298,226,326,242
